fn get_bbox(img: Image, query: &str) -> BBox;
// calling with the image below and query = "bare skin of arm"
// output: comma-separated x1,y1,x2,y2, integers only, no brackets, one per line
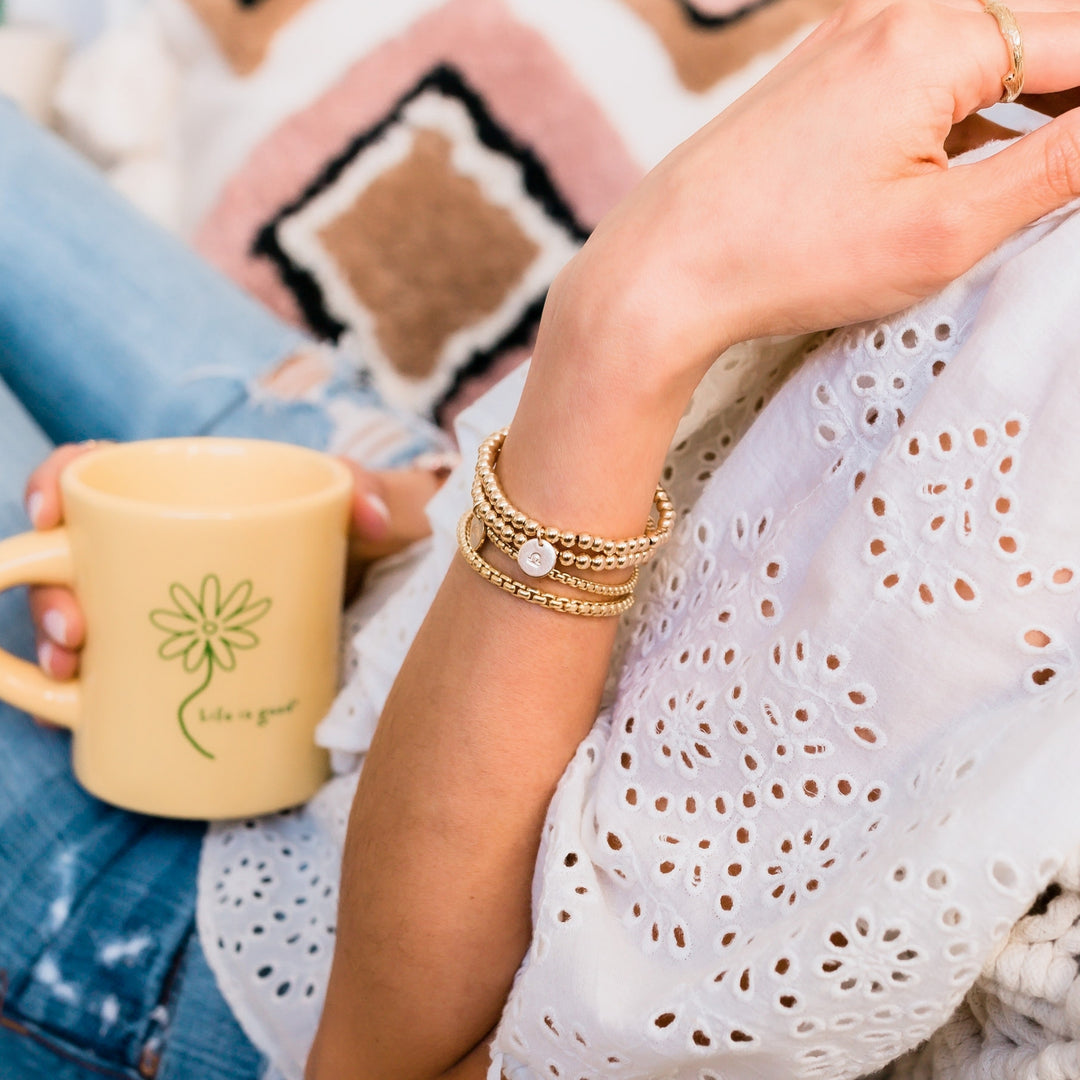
305,313,687,1079
307,2,1080,1077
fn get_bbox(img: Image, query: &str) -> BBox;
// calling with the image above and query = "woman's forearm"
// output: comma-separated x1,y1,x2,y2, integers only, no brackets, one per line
306,292,696,1080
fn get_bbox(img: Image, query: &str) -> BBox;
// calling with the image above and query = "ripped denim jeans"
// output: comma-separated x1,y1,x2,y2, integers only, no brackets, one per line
0,98,443,1079
0,95,444,467
0,379,267,1080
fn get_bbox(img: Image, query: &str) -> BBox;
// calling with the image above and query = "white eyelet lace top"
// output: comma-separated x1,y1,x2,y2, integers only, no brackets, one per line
198,195,1080,1080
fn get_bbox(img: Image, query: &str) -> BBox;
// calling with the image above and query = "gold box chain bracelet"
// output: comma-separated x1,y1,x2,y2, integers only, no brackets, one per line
457,512,635,617
483,526,639,597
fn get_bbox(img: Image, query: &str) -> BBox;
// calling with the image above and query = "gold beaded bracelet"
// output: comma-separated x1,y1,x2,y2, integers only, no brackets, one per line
472,429,675,582
475,429,676,550
474,481,663,572
457,512,635,617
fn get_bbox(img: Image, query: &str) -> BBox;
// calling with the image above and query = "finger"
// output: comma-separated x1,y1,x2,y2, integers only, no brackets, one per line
940,110,1080,262
23,442,103,529
36,635,80,681
28,586,86,649
793,5,1080,130
967,11,1080,103
347,464,393,547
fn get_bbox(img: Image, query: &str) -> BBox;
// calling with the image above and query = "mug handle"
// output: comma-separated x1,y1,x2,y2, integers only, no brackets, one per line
0,528,80,728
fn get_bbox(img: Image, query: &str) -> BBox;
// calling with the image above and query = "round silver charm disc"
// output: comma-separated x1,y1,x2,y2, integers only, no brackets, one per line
518,537,557,577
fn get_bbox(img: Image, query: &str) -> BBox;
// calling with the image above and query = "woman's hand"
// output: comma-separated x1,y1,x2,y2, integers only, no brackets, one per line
508,0,1080,537
22,444,452,686
546,0,1080,405
23,443,95,681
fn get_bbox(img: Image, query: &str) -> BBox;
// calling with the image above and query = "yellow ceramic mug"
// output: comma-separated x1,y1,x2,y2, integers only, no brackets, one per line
0,438,353,819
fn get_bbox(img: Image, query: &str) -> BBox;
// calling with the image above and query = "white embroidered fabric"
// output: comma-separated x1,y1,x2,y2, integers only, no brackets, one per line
199,197,1080,1080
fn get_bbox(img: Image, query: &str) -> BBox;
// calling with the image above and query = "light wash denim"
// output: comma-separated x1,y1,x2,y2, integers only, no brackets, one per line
0,98,439,1078
0,97,441,463
0,378,268,1080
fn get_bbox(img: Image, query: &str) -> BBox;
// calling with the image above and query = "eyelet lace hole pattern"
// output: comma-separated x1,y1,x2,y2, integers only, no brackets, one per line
201,215,1080,1080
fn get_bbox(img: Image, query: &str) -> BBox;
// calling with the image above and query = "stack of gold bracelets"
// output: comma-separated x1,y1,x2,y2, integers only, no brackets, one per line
457,428,675,617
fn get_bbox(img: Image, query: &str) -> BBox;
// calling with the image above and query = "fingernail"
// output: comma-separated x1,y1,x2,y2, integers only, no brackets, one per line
42,609,68,646
362,492,391,528
411,451,461,477
26,491,44,527
38,639,57,674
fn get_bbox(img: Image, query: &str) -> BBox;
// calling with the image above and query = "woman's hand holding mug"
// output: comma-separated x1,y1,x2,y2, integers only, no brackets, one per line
23,443,451,685
6,439,452,819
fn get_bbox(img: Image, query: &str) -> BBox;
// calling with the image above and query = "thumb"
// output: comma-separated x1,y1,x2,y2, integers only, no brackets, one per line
350,471,393,547
945,114,1080,260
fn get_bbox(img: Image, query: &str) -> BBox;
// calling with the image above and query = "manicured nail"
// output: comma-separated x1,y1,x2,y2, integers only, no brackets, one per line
362,492,391,528
411,451,461,477
42,609,68,646
38,639,57,674
26,491,44,527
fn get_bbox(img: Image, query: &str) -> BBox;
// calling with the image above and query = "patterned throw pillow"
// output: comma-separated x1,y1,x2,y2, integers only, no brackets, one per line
174,0,1024,431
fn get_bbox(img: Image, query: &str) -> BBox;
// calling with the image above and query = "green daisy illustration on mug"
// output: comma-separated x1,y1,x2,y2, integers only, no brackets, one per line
150,574,271,759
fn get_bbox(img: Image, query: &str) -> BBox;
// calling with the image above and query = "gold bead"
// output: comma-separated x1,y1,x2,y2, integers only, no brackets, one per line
464,430,670,609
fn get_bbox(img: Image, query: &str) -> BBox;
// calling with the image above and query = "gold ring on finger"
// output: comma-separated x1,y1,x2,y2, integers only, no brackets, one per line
984,0,1024,104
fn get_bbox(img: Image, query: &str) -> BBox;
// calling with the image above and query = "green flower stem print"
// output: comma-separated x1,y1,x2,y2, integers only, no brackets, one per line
150,574,271,759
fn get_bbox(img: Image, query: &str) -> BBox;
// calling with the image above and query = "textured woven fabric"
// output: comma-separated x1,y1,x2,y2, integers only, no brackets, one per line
177,0,850,428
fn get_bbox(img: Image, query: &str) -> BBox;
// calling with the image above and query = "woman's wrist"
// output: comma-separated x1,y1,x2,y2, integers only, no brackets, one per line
544,244,735,401
497,258,710,540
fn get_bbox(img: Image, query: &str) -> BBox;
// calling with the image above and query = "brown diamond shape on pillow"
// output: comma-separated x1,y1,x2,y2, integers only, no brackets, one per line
184,0,316,75
195,0,644,428
252,65,589,419
622,0,844,92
